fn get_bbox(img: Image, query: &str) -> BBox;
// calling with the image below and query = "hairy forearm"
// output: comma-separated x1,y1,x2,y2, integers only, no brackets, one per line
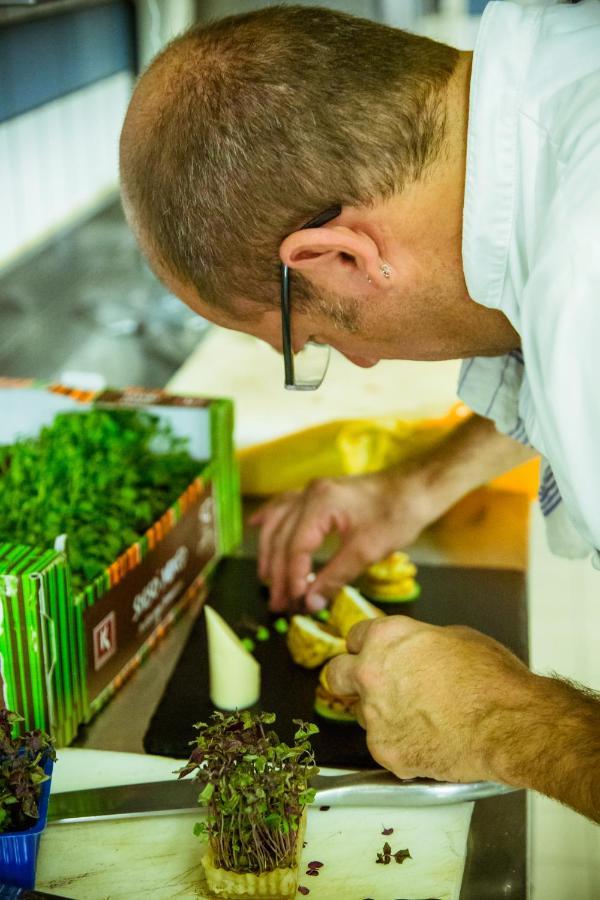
391,412,537,521
486,674,600,822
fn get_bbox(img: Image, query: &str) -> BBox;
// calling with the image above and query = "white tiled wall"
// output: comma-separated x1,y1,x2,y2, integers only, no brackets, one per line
0,71,134,270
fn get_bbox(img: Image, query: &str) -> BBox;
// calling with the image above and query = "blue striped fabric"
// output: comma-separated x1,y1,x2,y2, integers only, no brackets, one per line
458,347,564,518
539,464,563,517
508,420,530,445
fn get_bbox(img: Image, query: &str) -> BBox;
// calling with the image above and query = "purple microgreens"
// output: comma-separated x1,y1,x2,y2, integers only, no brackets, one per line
0,709,55,833
381,826,394,835
375,839,412,866
307,861,323,869
376,840,393,865
319,805,330,811
178,711,319,876
305,870,319,876
298,887,310,896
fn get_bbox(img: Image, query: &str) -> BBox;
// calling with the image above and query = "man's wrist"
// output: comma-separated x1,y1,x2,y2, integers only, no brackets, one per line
480,671,552,786
388,414,538,529
480,673,600,821
394,453,470,527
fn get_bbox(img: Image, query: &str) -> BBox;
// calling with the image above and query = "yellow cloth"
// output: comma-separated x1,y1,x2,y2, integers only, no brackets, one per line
238,404,539,498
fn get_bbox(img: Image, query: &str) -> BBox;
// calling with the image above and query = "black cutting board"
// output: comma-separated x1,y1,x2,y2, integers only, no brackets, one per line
144,557,527,767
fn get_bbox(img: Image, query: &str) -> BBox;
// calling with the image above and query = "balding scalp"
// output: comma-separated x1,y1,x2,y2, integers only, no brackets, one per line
120,5,458,310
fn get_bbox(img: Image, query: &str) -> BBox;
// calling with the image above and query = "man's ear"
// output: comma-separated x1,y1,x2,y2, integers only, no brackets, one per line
279,225,392,288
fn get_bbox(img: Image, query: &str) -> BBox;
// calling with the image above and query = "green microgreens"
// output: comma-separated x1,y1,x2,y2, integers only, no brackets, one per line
179,710,319,875
0,409,201,592
0,709,56,833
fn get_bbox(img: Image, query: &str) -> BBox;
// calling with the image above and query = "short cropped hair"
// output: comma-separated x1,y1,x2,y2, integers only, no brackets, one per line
120,5,459,309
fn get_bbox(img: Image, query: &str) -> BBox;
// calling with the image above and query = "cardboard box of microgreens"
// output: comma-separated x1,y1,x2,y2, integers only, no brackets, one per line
0,379,241,745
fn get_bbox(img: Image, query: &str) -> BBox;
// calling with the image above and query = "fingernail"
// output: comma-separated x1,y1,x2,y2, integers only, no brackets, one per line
307,593,327,612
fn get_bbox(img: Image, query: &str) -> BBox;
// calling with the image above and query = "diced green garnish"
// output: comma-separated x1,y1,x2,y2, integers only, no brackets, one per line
273,617,289,634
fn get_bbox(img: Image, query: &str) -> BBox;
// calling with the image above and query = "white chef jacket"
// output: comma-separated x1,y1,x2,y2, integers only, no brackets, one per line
459,0,600,567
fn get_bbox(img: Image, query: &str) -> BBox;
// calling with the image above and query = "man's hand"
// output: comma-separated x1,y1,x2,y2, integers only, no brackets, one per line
251,469,435,612
251,414,537,612
324,616,600,821
323,616,533,783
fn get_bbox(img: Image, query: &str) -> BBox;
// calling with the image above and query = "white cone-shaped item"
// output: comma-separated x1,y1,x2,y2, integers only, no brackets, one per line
204,605,261,710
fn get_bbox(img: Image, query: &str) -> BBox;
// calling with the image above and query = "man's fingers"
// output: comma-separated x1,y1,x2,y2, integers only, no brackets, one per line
256,496,297,584
323,653,360,697
249,491,299,527
353,701,366,730
284,507,341,604
268,504,304,610
346,614,427,654
248,507,267,527
306,537,377,605
345,618,377,654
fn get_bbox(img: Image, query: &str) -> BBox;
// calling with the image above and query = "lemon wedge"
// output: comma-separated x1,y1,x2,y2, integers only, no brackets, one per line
329,585,384,638
286,615,346,669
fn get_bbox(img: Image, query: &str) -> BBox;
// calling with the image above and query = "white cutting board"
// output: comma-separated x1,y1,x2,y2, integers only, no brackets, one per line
37,749,473,900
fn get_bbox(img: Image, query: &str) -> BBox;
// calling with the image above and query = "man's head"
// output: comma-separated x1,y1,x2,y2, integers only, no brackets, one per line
121,5,518,367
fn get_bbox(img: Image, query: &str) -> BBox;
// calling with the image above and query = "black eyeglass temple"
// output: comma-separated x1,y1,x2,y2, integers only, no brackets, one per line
301,205,342,231
281,203,342,387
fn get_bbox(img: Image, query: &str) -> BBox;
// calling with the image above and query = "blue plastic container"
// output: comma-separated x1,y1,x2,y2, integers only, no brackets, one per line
0,757,54,889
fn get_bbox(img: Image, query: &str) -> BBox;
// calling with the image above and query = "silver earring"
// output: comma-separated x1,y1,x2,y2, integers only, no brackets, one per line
366,275,372,284
380,263,392,279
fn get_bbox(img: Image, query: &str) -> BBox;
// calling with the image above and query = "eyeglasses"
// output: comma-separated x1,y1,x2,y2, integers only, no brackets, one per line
280,205,342,390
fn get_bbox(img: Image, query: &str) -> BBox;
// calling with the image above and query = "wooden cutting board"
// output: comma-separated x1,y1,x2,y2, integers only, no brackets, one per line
37,750,473,900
